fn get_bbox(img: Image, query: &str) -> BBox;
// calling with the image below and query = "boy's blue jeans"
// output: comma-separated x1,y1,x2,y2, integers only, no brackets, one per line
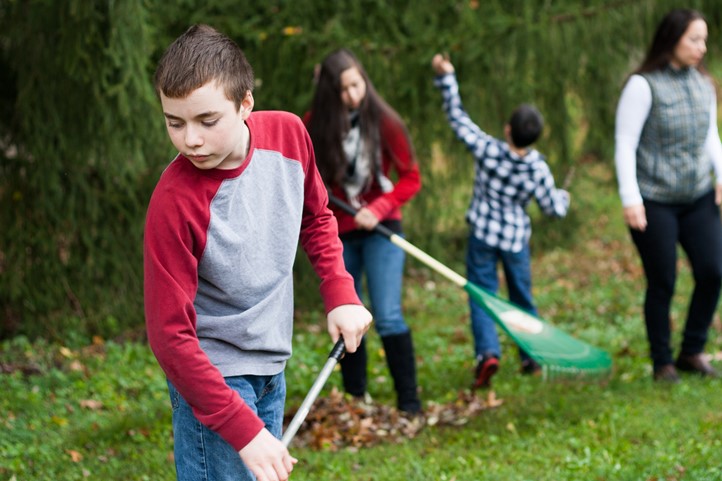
466,234,537,360
342,233,409,337
168,372,286,481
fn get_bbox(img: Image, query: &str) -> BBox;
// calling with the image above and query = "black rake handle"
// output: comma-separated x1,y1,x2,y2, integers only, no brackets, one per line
327,193,397,239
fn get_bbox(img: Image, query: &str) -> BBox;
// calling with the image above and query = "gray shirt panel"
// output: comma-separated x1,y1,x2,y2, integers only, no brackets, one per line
195,149,304,376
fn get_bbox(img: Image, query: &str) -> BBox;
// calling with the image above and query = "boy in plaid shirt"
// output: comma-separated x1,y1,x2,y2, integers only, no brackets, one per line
432,53,570,388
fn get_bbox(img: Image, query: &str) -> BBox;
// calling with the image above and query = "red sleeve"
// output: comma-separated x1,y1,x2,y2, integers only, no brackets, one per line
297,126,361,312
365,114,421,221
144,173,264,452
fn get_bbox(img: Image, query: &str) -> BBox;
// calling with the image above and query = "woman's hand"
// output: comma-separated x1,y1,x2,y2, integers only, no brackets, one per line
715,183,722,205
623,204,647,231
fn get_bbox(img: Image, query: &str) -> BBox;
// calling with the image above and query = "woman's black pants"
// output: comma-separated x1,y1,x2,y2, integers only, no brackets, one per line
630,190,722,369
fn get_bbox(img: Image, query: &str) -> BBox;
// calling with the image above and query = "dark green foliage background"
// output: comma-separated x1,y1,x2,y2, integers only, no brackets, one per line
1,0,721,339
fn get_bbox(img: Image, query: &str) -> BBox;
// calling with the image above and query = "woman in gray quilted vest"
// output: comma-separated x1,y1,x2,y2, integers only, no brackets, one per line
615,9,722,382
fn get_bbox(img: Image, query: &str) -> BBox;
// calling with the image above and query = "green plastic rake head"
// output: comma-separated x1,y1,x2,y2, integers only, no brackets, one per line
465,283,612,379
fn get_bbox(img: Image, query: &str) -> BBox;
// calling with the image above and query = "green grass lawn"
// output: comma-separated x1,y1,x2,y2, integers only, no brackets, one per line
2,160,722,481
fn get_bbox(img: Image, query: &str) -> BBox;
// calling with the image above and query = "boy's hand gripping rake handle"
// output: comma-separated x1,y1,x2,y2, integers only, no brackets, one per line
281,338,346,447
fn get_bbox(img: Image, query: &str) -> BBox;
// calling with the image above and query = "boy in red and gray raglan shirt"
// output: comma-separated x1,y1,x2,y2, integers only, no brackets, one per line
145,25,371,481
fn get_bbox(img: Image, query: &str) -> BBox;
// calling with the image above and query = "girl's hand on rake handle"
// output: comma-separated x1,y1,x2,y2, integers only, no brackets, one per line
354,207,380,231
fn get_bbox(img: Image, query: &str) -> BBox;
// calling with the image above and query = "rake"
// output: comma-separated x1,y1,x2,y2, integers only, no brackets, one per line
328,194,612,380
282,338,345,446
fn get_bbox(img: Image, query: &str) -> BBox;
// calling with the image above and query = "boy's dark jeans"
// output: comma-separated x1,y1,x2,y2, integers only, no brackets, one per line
630,190,722,369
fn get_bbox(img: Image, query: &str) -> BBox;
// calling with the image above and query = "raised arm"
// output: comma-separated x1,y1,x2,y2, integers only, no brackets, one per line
431,53,492,156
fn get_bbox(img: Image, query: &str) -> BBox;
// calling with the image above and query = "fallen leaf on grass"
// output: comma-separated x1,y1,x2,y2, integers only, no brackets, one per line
69,360,85,372
59,347,74,358
284,388,502,450
67,450,83,462
79,399,104,410
51,415,68,427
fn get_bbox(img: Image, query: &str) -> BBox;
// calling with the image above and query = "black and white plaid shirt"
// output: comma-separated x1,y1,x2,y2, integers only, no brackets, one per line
434,73,569,253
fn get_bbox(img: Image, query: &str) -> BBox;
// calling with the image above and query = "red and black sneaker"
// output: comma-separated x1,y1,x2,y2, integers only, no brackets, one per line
473,354,499,389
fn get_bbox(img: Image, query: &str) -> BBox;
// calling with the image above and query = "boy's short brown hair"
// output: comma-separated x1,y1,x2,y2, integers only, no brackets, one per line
153,24,254,111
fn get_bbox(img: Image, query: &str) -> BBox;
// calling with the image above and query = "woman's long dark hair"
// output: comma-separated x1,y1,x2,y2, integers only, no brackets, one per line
635,9,707,74
307,48,410,186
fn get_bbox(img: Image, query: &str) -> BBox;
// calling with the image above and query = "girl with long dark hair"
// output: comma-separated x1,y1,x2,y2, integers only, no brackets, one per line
305,49,422,413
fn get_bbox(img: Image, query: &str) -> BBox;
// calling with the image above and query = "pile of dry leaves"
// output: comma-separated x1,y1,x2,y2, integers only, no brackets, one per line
283,388,502,451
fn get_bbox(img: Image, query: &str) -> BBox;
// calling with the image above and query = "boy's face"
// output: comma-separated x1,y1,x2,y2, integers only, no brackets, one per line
160,81,253,170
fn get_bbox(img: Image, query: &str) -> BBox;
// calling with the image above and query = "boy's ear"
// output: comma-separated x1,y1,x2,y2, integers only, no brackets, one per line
504,124,512,143
240,91,254,119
